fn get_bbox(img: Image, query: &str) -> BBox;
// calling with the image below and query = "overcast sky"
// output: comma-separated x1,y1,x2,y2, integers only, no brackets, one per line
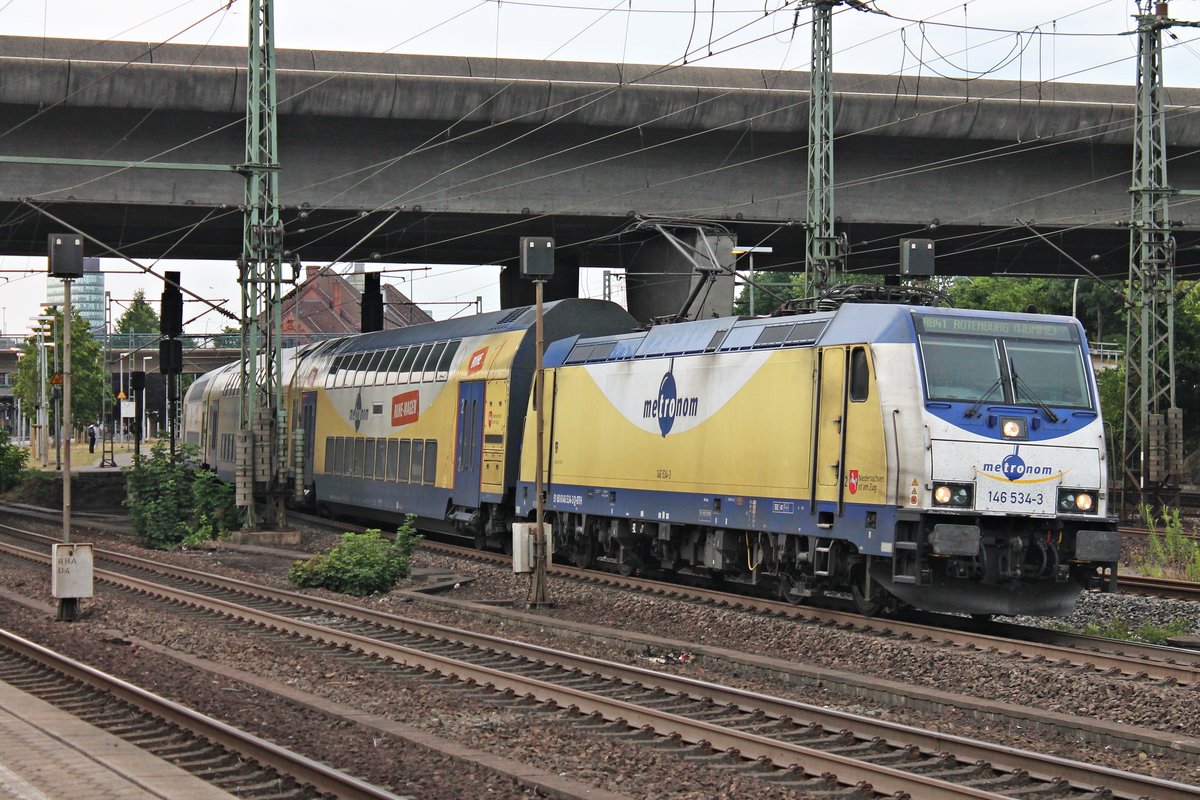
1,0,1196,335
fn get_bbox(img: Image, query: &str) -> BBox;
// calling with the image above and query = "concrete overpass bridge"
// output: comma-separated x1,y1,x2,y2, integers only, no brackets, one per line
1,35,1198,314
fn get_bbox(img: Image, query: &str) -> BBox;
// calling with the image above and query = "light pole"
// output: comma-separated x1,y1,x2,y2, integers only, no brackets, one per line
32,315,55,468
143,356,152,439
119,352,130,441
731,246,773,317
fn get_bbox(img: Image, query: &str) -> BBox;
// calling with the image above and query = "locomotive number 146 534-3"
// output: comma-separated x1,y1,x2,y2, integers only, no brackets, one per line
986,490,1044,506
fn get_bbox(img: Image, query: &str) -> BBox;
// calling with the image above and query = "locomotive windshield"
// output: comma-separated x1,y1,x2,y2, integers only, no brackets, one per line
914,314,1091,410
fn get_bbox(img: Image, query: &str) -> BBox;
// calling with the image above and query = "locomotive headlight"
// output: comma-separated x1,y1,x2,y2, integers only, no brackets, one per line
1000,417,1027,440
933,482,974,508
1057,488,1097,514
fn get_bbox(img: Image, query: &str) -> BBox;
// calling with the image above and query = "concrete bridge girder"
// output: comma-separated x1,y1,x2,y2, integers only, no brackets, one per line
0,36,1198,306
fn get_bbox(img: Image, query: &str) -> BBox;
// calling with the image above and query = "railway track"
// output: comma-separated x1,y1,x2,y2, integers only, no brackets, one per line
0,527,1193,799
0,626,404,800
1117,573,1200,601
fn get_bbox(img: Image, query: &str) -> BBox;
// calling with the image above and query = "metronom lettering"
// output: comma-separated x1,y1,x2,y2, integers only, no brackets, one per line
643,396,699,419
981,463,1053,475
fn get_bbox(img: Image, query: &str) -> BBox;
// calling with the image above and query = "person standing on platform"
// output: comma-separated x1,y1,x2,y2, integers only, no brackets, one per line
87,423,97,454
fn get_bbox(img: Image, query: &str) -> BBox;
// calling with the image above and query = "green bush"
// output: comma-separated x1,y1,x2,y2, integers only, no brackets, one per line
188,467,244,543
125,442,209,548
1082,616,1189,644
288,519,422,596
0,431,28,492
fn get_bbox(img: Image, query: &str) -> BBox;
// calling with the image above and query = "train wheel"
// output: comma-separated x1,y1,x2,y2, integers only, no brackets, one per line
474,531,487,551
851,572,886,616
778,574,806,605
572,537,595,569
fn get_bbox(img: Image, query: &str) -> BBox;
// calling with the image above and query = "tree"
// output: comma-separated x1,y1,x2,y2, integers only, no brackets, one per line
116,289,160,333
13,306,105,430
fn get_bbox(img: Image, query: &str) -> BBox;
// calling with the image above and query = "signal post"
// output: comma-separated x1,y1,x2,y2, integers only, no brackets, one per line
521,237,555,608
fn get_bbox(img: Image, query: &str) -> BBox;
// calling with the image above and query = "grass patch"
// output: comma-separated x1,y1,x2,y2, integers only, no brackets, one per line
1080,616,1190,644
1137,504,1200,581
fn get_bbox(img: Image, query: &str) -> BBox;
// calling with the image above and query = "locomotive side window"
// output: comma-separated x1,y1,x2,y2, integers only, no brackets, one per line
333,437,345,474
324,436,334,473
849,347,869,402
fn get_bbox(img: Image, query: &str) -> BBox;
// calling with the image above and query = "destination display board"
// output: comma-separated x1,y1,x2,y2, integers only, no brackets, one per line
913,314,1079,342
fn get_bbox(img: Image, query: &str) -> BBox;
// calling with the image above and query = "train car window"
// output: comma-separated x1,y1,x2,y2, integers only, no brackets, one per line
364,439,376,479
436,341,460,380
410,440,425,484
353,438,366,477
364,351,385,386
324,436,334,473
333,437,345,475
379,349,402,384
398,439,411,483
397,347,419,382
374,437,387,478
423,342,447,382
393,345,412,383
849,347,870,402
408,343,434,382
326,357,340,389
386,439,399,480
423,440,437,485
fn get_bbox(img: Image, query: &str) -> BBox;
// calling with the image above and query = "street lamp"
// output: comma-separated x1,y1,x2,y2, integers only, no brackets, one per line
730,246,773,316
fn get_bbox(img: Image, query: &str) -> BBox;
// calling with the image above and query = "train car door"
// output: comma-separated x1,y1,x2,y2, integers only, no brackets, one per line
300,391,317,487
814,347,849,503
208,401,219,466
454,382,486,508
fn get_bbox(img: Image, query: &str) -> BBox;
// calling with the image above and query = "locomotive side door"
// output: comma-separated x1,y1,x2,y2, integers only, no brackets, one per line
454,381,486,508
300,391,317,489
814,347,849,503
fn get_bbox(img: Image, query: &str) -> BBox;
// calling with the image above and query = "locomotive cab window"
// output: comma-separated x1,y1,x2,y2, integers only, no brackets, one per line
915,314,1092,410
849,347,869,402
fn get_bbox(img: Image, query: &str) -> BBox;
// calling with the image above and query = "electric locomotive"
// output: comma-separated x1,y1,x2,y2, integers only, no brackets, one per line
184,299,1119,617
513,302,1118,616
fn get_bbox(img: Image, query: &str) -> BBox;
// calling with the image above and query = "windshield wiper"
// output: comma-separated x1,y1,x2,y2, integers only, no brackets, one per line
963,377,1004,418
1009,360,1059,423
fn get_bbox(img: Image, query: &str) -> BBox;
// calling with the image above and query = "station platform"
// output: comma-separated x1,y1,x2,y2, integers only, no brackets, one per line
0,676,238,800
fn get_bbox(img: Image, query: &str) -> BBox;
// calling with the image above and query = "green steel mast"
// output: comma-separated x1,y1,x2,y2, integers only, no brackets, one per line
1121,2,1198,497
806,0,840,294
238,0,286,528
